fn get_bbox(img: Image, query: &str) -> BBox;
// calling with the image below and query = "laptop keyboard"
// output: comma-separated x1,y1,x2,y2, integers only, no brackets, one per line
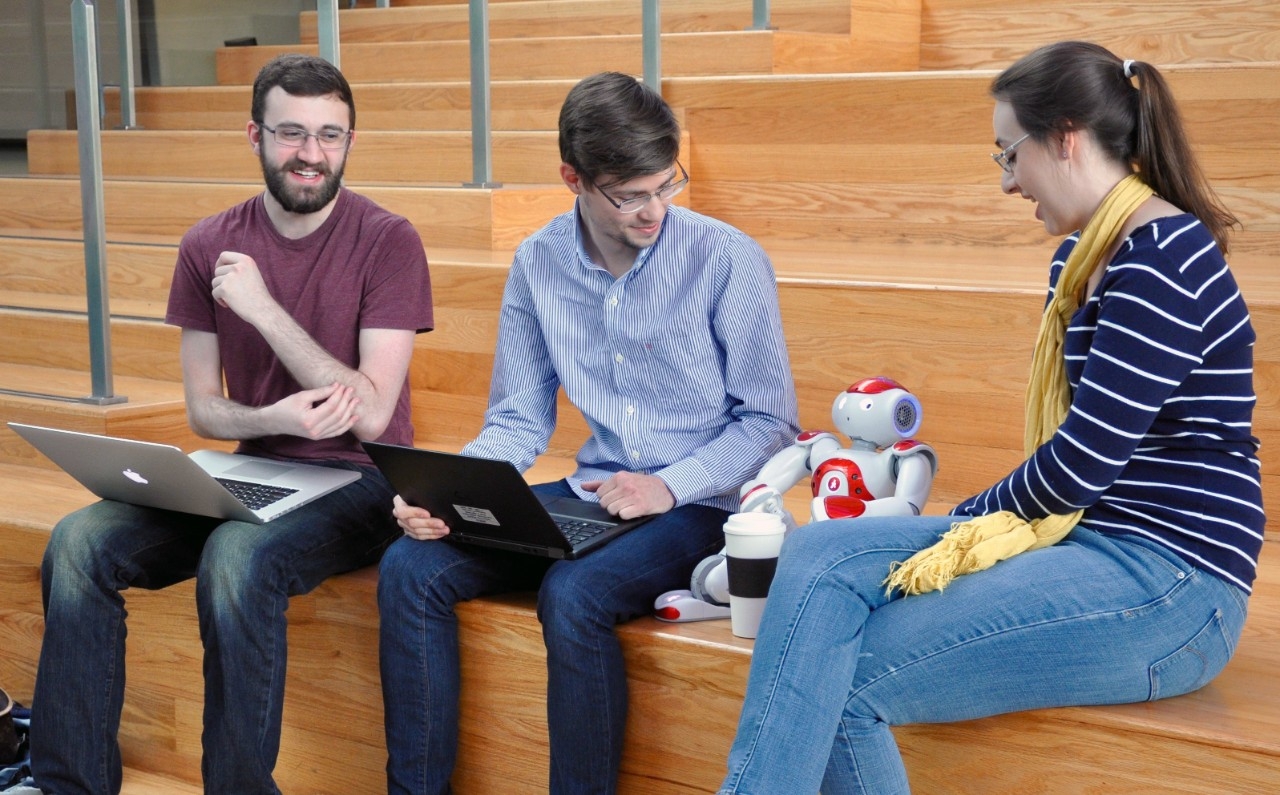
555,517,613,546
216,478,299,510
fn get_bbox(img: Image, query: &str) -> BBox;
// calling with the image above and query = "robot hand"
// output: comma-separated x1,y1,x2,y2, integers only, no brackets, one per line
739,485,801,535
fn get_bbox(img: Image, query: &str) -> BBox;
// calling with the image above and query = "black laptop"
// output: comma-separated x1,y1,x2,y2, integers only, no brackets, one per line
362,443,652,559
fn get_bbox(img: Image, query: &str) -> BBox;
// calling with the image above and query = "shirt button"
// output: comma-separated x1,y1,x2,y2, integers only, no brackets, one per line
631,451,640,460
615,353,625,363
610,296,619,307
627,405,635,415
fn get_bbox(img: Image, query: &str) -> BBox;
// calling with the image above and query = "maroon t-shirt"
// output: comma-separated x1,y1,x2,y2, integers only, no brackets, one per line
165,189,433,465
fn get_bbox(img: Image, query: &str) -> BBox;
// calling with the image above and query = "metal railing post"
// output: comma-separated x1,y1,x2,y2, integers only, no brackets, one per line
317,0,340,67
115,0,138,127
750,0,773,31
642,0,660,93
71,0,126,405
465,0,499,187
28,0,52,129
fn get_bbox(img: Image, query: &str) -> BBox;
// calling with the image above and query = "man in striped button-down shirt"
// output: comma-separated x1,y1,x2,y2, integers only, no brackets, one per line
378,72,800,794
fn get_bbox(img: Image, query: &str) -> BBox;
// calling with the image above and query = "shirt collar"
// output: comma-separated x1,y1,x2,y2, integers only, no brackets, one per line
570,200,662,277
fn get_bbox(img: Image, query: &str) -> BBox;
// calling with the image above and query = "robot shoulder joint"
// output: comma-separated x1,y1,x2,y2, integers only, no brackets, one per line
890,439,939,475
794,430,839,448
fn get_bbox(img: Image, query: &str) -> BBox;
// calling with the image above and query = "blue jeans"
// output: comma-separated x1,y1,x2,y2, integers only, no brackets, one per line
378,480,729,795
29,462,399,795
718,515,1248,795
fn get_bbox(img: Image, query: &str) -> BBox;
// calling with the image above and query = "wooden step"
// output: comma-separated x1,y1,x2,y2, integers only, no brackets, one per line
2,478,1278,793
6,241,1278,521
662,64,1280,254
0,177,572,250
0,237,175,312
0,364,216,471
671,63,1280,185
214,31,902,86
409,251,1280,522
918,0,1280,69
29,127,690,187
0,309,179,379
299,0,853,42
67,64,1280,254
28,129,566,185
119,768,204,795
98,80,574,132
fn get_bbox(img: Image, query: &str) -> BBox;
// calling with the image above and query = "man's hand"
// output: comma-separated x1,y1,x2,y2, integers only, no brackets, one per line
267,382,361,440
211,251,276,320
393,494,451,541
581,471,675,519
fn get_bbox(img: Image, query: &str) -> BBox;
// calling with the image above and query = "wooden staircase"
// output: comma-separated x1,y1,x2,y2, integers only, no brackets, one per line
3,0,1280,791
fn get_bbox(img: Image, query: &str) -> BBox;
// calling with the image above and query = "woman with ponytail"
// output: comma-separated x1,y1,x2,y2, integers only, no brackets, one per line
717,41,1262,794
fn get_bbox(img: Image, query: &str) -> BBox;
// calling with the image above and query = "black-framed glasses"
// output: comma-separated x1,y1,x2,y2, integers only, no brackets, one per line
260,122,352,150
991,132,1031,174
596,162,689,214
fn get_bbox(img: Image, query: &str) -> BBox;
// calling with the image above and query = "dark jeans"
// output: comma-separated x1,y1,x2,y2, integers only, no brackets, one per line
30,462,399,795
378,479,729,795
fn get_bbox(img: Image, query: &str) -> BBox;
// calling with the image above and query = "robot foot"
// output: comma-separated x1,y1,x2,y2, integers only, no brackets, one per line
653,589,731,622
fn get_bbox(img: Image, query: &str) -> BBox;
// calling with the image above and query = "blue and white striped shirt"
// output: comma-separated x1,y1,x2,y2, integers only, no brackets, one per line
954,215,1264,592
462,204,800,512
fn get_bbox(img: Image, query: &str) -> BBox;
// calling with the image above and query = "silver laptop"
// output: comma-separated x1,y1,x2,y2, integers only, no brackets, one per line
9,422,361,524
362,442,651,559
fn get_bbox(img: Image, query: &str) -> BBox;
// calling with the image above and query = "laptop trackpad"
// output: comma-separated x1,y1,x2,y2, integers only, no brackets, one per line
540,496,616,524
224,459,295,480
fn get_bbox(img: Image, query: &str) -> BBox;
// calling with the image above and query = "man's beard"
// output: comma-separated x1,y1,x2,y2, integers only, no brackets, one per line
260,150,345,215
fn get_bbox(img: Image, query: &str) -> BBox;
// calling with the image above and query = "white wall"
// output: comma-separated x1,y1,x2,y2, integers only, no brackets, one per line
0,0,305,138
151,0,304,87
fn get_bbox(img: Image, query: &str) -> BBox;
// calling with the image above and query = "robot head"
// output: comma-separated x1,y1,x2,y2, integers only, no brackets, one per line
830,376,922,447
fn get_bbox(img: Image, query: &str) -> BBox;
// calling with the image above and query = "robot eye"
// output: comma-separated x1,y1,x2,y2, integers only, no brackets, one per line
859,398,874,411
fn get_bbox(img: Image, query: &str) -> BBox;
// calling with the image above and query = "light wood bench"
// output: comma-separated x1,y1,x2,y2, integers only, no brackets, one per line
4,234,1279,522
94,81,573,132
213,31,902,86
918,0,1280,69
2,467,1278,793
299,0,855,41
0,177,570,250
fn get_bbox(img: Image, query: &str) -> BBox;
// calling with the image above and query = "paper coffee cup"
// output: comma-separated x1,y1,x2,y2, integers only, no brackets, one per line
722,512,786,639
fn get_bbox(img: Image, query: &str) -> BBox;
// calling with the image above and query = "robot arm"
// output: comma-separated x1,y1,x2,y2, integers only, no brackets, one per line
856,454,935,517
739,431,842,513
739,438,814,503
656,434,829,622
855,441,938,518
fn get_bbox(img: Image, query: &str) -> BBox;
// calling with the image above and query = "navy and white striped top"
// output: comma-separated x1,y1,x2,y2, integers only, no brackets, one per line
953,214,1264,592
462,204,800,512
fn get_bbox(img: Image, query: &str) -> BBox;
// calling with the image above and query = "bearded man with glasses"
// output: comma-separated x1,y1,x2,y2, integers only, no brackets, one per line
29,54,433,795
378,71,799,794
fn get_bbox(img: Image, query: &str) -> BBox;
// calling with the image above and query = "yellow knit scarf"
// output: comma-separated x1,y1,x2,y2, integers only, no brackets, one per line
884,174,1155,596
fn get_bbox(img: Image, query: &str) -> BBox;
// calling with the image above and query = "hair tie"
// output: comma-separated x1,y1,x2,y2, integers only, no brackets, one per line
1123,59,1136,79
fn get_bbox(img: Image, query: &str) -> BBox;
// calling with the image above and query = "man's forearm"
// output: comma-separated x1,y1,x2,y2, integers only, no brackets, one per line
186,394,278,441
245,302,406,440
250,301,369,394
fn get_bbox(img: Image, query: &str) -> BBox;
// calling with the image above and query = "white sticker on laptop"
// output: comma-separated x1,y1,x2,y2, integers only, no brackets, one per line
454,505,501,526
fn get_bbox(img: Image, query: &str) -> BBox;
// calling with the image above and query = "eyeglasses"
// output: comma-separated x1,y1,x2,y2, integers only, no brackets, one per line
259,122,352,150
991,133,1031,174
596,162,689,214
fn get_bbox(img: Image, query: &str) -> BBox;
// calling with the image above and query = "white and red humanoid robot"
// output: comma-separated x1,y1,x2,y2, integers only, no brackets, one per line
655,376,938,621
